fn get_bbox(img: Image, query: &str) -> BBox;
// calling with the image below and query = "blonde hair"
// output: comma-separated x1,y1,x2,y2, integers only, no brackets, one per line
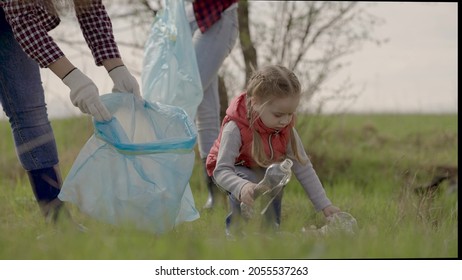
245,65,307,167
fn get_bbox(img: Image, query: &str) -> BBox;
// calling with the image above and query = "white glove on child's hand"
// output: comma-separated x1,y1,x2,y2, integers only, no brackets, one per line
254,182,272,197
108,65,141,99
62,68,111,122
322,205,341,218
239,183,257,206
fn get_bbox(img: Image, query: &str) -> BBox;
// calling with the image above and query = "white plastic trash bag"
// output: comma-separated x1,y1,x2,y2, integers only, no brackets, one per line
60,0,203,234
58,93,199,234
142,0,203,120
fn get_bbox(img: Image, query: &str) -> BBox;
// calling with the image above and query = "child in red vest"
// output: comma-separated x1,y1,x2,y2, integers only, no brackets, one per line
206,65,340,236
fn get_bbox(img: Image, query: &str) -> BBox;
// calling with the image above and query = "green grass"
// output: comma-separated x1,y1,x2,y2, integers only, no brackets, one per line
0,114,458,259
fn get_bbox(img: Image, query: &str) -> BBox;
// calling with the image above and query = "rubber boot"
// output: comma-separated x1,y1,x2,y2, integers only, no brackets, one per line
203,173,217,209
27,165,66,223
225,194,246,239
202,157,216,209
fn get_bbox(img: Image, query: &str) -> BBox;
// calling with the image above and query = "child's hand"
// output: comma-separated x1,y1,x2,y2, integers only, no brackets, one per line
239,182,257,206
322,205,341,217
254,182,271,197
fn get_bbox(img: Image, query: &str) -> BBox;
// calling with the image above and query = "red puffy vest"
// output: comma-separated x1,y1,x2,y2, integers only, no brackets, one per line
206,92,294,176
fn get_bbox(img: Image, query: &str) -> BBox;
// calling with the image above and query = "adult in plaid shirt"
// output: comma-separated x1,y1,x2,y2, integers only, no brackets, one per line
0,0,139,223
185,0,239,210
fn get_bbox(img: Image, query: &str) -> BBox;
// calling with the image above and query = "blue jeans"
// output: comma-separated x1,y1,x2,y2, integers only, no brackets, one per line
186,3,239,159
0,8,59,171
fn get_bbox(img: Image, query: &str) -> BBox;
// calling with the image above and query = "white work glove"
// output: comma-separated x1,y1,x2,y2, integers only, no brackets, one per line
108,65,141,99
239,183,257,206
62,68,112,122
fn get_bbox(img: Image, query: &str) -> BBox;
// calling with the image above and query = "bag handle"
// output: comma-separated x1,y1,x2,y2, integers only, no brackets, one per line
94,99,197,155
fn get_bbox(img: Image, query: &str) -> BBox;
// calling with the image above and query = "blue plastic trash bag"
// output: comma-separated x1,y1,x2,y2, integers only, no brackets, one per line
58,93,200,234
142,0,203,120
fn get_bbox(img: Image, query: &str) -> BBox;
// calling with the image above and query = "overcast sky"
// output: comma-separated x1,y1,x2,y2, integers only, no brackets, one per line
318,2,458,114
0,2,457,119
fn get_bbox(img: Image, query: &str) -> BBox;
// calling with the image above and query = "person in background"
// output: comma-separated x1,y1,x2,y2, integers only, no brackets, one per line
185,0,239,209
0,0,140,223
206,65,341,236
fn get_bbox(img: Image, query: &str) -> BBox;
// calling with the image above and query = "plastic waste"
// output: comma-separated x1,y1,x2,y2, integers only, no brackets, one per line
141,0,203,120
60,0,203,234
303,212,358,236
58,93,199,234
240,159,293,219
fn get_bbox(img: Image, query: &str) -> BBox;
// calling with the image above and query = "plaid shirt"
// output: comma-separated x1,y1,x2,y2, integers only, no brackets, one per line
193,0,238,33
0,0,120,68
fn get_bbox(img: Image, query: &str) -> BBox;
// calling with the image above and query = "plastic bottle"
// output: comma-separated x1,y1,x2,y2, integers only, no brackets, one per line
317,212,358,236
240,159,293,219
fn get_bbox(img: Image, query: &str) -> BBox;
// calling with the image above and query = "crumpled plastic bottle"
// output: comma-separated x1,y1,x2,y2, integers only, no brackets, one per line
316,212,358,236
240,159,293,219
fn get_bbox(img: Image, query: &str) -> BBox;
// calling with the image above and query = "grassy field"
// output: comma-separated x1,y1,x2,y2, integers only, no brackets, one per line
0,114,457,259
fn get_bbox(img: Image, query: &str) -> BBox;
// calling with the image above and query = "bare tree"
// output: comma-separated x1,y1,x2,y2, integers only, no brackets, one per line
225,1,385,113
237,0,258,84
52,0,385,114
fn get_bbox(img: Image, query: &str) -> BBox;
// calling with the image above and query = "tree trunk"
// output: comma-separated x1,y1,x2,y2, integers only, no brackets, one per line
238,0,258,85
218,75,228,121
